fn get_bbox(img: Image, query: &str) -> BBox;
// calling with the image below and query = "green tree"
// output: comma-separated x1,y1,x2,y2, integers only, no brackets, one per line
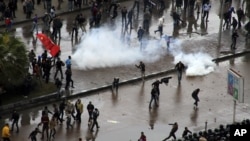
0,33,29,88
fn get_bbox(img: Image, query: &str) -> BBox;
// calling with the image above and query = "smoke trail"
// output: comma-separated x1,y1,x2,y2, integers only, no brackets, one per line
72,27,165,70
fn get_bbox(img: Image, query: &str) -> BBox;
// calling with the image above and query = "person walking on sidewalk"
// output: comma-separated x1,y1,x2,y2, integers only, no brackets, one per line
10,110,19,133
38,112,50,140
152,79,162,97
154,16,164,37
65,68,74,90
175,61,185,84
121,6,127,27
90,108,100,132
75,99,83,123
59,99,66,120
149,86,158,109
49,116,57,140
231,30,239,50
132,0,139,16
135,61,145,81
192,88,200,109
2,123,11,141
236,8,244,29
31,14,38,34
202,1,211,22
26,0,33,19
54,57,64,80
52,103,63,124
162,122,178,141
87,101,95,125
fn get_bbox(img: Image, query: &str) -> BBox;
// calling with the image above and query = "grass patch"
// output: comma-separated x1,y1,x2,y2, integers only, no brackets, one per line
0,79,57,106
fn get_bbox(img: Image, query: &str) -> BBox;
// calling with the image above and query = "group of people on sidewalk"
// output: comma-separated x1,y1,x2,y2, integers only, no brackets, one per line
28,48,75,96
1,99,100,141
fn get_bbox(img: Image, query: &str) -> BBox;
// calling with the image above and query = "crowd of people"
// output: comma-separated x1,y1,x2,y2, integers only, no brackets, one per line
1,99,100,141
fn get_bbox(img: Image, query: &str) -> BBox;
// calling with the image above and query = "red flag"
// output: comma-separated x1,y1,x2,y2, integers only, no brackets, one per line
36,33,60,57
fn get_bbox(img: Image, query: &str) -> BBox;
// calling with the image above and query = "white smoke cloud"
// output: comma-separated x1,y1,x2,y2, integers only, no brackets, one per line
168,39,216,76
173,52,216,76
72,27,165,70
72,26,216,76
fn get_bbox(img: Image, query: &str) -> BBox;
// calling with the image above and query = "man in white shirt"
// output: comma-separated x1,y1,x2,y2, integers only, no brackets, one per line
202,2,211,22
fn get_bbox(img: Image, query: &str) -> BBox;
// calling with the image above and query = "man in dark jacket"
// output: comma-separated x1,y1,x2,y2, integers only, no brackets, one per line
65,68,74,90
149,87,158,109
192,88,200,109
126,9,133,30
163,122,178,141
236,8,244,28
8,0,16,18
175,61,185,84
87,101,95,124
231,30,239,50
90,108,100,132
54,57,64,80
11,110,19,133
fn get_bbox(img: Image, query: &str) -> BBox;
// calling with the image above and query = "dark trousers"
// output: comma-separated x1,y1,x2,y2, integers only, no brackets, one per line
76,111,81,122
49,128,56,139
91,118,99,130
30,136,37,141
231,38,237,49
111,10,118,19
42,126,49,139
11,120,19,132
149,95,158,108
72,27,78,40
88,111,93,122
54,68,63,79
65,79,74,89
163,132,176,140
126,18,133,29
132,1,139,13
203,11,209,21
59,109,64,119
122,16,126,26
155,25,163,37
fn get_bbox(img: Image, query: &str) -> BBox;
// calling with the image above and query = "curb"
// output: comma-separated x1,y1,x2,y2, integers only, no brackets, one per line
212,50,250,63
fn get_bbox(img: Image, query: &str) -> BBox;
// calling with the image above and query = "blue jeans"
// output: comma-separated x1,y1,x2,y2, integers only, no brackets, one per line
31,22,38,33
